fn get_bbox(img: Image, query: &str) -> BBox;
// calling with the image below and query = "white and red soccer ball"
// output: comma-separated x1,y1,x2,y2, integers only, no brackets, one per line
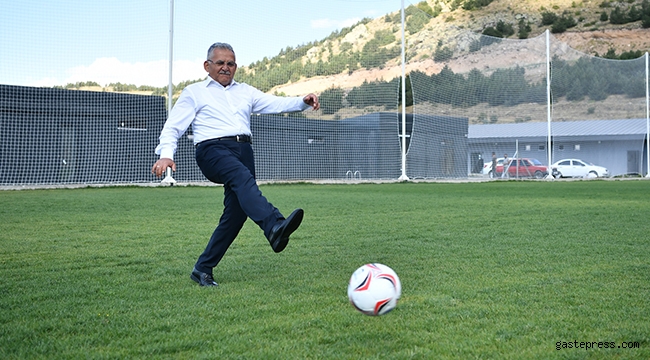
347,263,401,316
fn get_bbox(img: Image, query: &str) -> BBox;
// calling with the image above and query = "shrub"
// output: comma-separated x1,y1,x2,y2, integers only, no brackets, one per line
517,19,532,39
627,5,642,22
551,14,577,33
643,14,650,28
609,6,627,24
541,11,558,25
619,50,644,59
496,20,515,37
463,0,496,10
434,45,454,62
551,21,567,33
482,26,502,37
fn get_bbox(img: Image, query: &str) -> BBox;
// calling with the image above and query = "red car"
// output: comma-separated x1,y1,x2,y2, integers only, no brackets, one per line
495,158,549,179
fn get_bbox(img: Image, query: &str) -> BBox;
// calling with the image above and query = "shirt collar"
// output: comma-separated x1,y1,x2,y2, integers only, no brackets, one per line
205,77,238,89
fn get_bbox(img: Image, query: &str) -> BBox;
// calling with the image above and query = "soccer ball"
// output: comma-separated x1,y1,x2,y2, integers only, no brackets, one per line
347,263,401,316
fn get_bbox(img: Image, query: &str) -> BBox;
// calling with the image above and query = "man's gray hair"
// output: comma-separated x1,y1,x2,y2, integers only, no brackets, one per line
207,42,235,59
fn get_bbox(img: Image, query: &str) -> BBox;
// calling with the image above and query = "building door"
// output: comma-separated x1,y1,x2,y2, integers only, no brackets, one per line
627,150,640,174
442,139,454,176
470,152,483,174
60,124,76,182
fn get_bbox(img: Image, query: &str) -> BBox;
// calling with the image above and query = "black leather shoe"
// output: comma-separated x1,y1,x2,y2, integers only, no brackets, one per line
190,268,218,287
269,208,304,253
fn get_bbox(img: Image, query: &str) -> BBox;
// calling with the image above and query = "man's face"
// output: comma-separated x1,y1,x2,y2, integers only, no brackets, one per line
204,48,237,87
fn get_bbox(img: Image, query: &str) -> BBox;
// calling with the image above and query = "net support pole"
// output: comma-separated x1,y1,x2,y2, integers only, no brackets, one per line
167,0,174,114
398,0,409,181
163,0,177,185
645,51,650,177
545,29,553,179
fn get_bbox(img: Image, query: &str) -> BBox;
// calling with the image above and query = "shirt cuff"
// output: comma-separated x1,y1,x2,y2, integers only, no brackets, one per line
158,148,175,160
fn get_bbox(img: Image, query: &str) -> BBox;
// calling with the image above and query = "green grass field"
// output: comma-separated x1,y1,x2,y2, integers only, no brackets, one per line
1,181,649,359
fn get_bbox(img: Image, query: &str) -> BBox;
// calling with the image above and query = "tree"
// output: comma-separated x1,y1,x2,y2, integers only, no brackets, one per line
406,6,430,34
398,74,413,108
600,11,609,21
641,0,650,27
496,20,515,37
320,87,345,115
609,6,627,24
463,0,496,10
541,11,558,25
346,79,397,109
627,5,642,22
643,14,650,28
434,40,454,62
416,1,436,17
551,14,577,33
517,19,531,39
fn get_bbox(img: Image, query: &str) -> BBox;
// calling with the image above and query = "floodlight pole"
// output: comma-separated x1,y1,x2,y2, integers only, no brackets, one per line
398,0,409,181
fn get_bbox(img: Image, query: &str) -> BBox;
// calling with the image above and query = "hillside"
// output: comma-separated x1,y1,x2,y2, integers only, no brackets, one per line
67,0,650,102
265,0,650,96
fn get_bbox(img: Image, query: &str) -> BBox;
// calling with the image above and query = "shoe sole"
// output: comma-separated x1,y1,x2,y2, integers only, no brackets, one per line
273,209,304,253
190,273,200,284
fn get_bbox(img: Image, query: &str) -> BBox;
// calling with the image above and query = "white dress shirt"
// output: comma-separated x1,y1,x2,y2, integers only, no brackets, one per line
155,77,310,159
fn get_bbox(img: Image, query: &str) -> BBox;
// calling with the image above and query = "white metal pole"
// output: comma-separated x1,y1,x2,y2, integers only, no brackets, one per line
162,0,176,185
516,139,519,179
546,29,553,179
167,0,174,115
645,51,650,177
398,0,409,181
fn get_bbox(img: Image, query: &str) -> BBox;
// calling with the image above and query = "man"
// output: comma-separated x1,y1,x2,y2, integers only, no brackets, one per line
151,42,320,287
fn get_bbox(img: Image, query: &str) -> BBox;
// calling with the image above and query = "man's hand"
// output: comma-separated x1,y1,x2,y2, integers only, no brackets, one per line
151,158,176,178
303,93,320,111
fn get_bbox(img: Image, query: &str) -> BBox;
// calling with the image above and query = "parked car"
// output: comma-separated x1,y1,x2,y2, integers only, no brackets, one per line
495,158,549,179
482,158,504,176
551,159,609,178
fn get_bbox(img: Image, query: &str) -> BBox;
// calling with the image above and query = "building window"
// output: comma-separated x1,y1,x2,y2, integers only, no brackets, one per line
538,145,545,151
525,145,531,151
308,137,324,145
574,144,581,151
558,145,564,151
117,119,147,131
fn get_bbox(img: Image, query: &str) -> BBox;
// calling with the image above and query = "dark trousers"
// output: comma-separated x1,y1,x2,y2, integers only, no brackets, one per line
193,140,283,274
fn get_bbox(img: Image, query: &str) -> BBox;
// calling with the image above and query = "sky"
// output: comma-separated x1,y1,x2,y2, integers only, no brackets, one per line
0,0,409,88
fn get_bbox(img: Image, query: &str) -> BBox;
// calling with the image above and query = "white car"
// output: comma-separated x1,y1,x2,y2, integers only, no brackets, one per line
551,159,609,178
482,158,504,176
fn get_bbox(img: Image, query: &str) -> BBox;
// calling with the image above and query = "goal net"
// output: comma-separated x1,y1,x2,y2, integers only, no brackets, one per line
1,1,648,186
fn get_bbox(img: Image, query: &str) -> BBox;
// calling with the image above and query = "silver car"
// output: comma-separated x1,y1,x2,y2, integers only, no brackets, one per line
551,159,609,178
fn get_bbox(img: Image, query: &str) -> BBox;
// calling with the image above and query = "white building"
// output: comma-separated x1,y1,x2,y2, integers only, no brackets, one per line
468,119,648,177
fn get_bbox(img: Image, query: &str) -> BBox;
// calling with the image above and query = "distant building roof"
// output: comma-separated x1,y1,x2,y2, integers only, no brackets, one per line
468,118,648,142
